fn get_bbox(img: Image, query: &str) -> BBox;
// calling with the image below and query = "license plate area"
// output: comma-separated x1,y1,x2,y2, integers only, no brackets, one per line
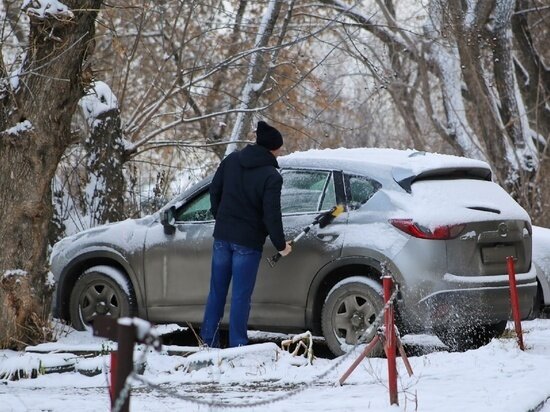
481,245,516,264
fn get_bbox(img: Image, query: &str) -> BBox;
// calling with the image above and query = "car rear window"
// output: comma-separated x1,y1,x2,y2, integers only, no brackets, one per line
395,167,492,193
345,175,380,209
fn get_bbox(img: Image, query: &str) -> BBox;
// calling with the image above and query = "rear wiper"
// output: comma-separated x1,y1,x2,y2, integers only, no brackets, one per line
466,206,501,214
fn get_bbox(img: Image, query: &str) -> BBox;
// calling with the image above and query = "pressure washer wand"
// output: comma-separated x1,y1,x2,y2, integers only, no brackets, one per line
267,204,344,268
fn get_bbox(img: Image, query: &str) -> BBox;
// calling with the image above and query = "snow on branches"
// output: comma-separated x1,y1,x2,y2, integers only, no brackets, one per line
22,0,74,20
79,81,119,129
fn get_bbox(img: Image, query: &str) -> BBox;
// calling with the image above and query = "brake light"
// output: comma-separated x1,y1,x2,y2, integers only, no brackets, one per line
389,219,465,240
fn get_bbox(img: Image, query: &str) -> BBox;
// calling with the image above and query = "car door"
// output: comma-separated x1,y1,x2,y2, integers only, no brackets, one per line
143,187,214,324
250,168,347,330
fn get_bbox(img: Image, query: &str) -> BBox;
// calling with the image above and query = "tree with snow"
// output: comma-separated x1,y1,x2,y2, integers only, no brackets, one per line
316,0,550,225
0,0,102,349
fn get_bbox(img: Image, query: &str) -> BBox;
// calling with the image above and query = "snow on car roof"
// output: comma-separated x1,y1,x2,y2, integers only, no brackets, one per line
281,148,528,231
281,147,490,176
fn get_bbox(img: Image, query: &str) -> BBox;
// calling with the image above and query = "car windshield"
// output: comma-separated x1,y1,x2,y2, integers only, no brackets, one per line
159,176,213,214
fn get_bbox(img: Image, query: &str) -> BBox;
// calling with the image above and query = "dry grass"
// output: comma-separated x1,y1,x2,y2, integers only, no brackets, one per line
0,274,53,350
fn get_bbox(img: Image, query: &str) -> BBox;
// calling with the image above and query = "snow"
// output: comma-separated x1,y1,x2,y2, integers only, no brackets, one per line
325,276,383,303
282,147,490,177
79,81,119,129
22,0,73,20
443,265,537,284
534,226,550,276
83,265,131,296
50,217,152,265
335,222,408,258
401,178,530,229
4,120,32,135
46,271,55,287
1,321,550,411
1,269,27,280
117,318,158,342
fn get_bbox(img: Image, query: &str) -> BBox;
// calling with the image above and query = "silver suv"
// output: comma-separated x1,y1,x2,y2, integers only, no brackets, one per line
51,148,537,355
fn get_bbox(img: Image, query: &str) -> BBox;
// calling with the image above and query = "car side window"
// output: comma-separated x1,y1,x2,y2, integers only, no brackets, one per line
281,170,334,213
346,175,380,209
175,190,213,222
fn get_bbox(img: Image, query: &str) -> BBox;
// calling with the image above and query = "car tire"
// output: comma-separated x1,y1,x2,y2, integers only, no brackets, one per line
434,320,507,351
321,277,384,357
69,266,137,331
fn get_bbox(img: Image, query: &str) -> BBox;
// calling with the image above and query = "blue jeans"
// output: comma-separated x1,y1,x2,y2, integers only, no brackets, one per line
200,239,262,348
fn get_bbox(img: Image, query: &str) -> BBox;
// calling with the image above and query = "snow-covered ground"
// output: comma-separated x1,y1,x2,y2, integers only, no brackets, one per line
1,320,549,411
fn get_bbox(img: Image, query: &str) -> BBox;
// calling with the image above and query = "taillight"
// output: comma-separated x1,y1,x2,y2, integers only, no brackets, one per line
389,219,465,240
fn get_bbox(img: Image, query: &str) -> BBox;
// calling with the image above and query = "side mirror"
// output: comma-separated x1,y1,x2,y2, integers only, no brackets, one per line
161,206,176,235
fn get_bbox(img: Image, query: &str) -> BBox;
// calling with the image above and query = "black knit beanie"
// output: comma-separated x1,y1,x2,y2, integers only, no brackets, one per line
256,121,283,150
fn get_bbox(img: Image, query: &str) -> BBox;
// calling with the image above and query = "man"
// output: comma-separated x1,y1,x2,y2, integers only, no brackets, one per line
200,120,292,348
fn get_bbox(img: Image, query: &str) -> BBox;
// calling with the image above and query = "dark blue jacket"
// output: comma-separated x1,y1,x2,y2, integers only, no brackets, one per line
210,144,286,251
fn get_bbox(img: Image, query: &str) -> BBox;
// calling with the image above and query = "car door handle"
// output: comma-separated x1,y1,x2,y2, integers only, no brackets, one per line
316,233,339,242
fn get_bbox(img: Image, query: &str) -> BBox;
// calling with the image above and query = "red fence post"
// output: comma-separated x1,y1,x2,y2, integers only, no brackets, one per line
110,351,118,404
383,275,398,405
114,322,136,412
506,256,525,350
338,335,381,386
94,317,139,412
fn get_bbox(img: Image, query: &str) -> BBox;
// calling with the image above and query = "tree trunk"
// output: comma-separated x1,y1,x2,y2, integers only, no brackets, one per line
491,0,539,210
0,48,8,132
225,0,284,155
512,0,550,141
447,0,510,183
0,0,102,349
206,0,248,160
535,158,550,227
79,81,127,226
82,108,127,225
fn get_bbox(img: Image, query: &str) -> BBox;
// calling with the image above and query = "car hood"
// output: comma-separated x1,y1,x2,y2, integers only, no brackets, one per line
50,216,156,270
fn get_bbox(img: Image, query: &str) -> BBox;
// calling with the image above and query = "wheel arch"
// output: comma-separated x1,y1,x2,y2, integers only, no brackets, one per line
305,256,387,336
56,251,145,322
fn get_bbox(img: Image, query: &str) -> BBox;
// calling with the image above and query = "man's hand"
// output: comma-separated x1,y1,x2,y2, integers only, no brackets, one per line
279,241,293,257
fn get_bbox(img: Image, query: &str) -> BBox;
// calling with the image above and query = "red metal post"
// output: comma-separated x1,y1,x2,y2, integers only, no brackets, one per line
506,256,525,350
113,322,136,412
383,275,398,405
110,351,118,404
338,335,381,386
93,317,139,412
396,336,414,377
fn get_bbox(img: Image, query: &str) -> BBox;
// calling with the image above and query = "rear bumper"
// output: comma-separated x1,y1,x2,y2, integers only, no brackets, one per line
418,268,537,327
